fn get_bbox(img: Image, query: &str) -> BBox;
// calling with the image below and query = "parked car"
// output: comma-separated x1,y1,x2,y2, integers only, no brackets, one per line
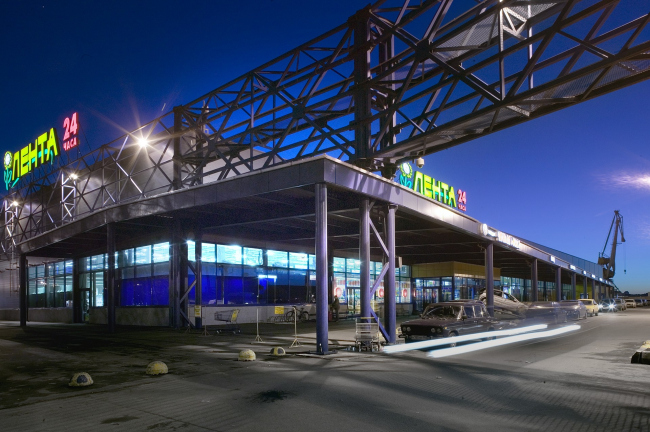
559,300,588,320
600,298,620,312
479,289,527,316
625,299,637,308
615,298,626,311
634,299,643,308
400,300,496,345
642,299,648,307
579,298,599,317
525,301,567,324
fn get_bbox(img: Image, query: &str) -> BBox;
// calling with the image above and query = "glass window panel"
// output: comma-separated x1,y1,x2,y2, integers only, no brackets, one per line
202,243,216,263
120,266,134,280
243,247,263,267
136,265,152,278
28,266,37,279
203,262,217,276
268,268,289,303
54,261,65,275
289,269,308,303
151,277,169,306
120,280,135,306
65,277,73,307
135,246,151,265
94,275,104,307
400,265,410,277
333,273,346,303
152,243,170,263
132,279,151,306
308,254,316,270
333,257,346,273
398,279,411,303
289,252,308,270
119,249,134,267
346,259,360,274
222,264,242,277
243,267,261,304
153,262,169,276
54,276,65,307
187,240,195,262
91,254,105,271
65,260,73,274
218,244,242,265
80,257,90,272
267,250,288,268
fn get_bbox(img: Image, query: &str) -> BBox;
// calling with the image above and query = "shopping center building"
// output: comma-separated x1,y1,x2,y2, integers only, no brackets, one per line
1,0,641,353
0,154,613,345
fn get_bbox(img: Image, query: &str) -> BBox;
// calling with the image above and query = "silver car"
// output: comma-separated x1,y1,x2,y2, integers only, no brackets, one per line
479,289,527,316
559,300,588,320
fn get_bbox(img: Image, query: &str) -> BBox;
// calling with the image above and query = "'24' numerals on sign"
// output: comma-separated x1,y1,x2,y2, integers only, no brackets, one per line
62,113,79,151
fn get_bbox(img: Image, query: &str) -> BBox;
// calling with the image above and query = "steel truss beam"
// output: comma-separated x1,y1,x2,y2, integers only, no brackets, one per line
2,0,649,257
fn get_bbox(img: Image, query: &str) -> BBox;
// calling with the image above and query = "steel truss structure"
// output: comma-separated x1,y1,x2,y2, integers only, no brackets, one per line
2,0,649,257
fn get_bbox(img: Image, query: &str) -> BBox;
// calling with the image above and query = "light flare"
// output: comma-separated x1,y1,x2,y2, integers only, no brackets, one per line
384,324,548,354
427,325,580,358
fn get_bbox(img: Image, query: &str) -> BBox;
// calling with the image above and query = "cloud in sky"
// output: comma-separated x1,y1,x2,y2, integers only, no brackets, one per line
601,173,650,191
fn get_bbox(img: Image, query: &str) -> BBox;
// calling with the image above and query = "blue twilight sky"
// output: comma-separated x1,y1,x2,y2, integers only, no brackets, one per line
1,1,648,293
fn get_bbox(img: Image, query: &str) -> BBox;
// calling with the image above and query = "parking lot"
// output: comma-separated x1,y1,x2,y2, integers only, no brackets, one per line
1,307,649,431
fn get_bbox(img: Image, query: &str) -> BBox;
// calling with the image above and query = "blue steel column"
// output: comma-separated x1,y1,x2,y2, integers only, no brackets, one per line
485,243,494,317
555,267,562,301
169,220,182,328
19,253,27,327
107,223,116,333
384,205,397,344
195,230,202,329
531,259,538,302
571,272,576,300
315,183,329,354
583,275,588,299
359,199,371,319
72,259,81,323
172,107,183,191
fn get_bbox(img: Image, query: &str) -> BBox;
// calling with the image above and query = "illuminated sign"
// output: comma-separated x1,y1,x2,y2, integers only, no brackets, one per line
398,162,467,212
3,113,80,191
4,129,60,190
479,223,521,249
62,112,80,151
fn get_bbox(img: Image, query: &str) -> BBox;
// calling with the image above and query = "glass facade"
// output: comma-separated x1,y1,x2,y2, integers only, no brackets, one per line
332,258,411,314
27,240,411,310
28,260,73,308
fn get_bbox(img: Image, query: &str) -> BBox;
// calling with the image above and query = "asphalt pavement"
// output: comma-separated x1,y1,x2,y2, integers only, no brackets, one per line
1,308,649,431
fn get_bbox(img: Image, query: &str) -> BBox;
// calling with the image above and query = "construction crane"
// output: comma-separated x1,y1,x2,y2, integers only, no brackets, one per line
598,210,625,281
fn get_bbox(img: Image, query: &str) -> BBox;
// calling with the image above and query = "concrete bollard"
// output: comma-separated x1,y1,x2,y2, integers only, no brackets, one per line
238,349,256,361
68,372,94,387
270,347,286,356
146,361,169,375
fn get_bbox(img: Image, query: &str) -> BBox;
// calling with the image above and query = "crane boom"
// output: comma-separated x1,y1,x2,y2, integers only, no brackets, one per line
598,210,625,280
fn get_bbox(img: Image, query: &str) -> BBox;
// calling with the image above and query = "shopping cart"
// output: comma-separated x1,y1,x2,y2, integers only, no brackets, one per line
214,309,241,334
355,316,380,352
